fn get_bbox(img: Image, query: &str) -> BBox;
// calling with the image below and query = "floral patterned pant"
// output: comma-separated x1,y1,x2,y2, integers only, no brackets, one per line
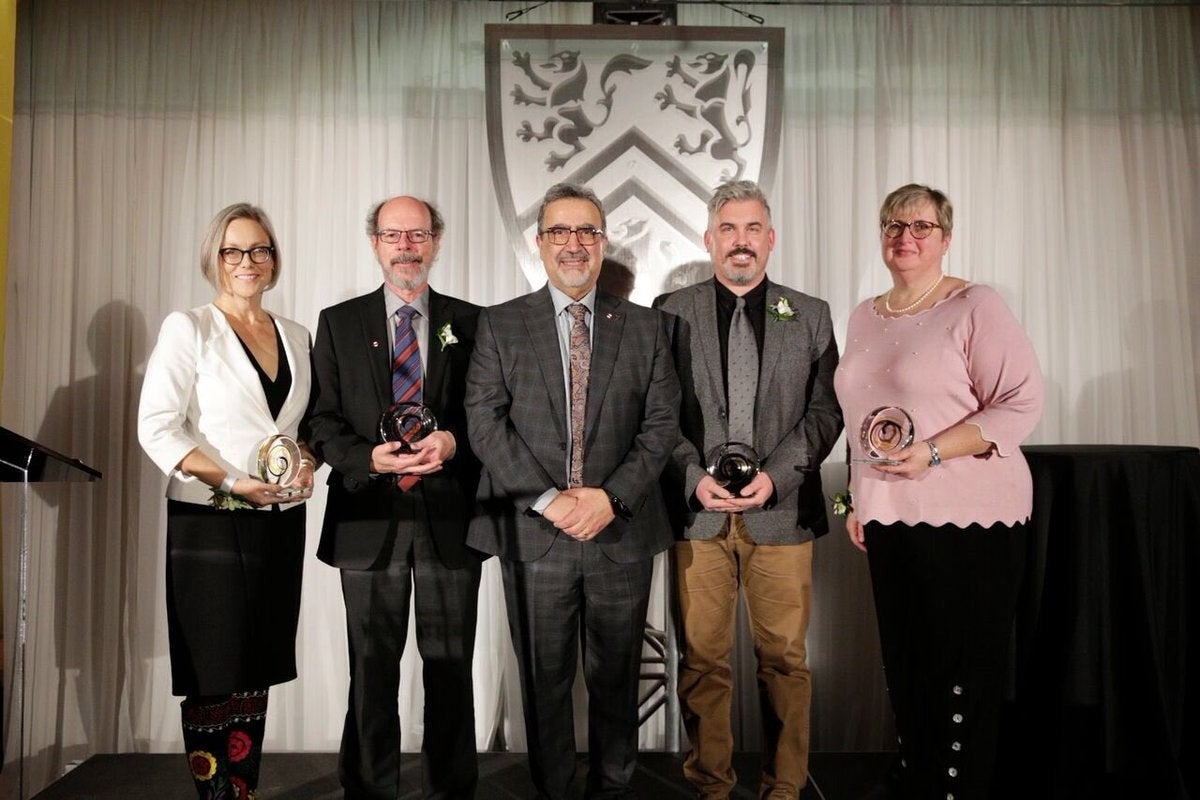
182,690,268,800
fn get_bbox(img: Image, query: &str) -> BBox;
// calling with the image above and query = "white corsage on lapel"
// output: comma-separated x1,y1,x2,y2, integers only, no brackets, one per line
437,321,459,351
768,296,795,322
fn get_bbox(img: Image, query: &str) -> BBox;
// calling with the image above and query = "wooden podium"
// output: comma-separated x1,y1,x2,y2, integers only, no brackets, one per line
1,426,101,799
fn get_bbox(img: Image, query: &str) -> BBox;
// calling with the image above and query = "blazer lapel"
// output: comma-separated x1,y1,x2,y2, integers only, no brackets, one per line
584,291,624,437
692,282,725,422
359,288,393,406
205,306,275,426
758,280,785,422
524,287,569,437
424,289,450,404
274,317,311,425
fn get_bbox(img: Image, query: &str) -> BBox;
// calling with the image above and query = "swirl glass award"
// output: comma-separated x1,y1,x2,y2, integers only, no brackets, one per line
379,401,438,452
705,441,761,496
857,406,915,464
256,434,306,496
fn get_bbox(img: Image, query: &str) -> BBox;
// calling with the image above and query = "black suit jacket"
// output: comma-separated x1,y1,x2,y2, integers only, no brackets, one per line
309,285,482,570
465,285,681,564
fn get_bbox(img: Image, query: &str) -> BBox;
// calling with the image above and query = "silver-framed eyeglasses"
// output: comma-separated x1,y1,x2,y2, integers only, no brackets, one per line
540,226,605,246
376,229,434,244
882,220,942,240
219,246,274,265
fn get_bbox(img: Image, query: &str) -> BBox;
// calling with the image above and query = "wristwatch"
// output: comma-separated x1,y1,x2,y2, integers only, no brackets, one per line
607,491,633,521
926,440,942,468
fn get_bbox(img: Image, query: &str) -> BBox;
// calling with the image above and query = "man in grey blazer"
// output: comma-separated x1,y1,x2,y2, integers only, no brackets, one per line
309,196,482,799
656,181,842,799
466,183,680,799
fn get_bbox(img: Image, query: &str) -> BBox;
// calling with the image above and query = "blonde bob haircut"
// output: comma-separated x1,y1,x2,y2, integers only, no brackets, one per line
878,184,954,234
200,203,283,291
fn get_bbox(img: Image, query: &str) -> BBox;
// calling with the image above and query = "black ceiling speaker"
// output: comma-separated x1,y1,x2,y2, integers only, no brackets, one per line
593,2,677,26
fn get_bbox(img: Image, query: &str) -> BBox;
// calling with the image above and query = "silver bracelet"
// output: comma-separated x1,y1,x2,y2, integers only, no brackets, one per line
219,473,238,494
926,440,942,467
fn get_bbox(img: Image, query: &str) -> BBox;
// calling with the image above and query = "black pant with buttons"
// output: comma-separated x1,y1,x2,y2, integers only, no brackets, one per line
865,520,1028,800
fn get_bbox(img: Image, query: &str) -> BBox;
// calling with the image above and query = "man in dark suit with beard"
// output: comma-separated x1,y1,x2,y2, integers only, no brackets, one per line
309,195,482,799
466,183,680,800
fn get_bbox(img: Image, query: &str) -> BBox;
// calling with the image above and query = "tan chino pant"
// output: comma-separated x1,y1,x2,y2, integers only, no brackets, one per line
675,515,814,799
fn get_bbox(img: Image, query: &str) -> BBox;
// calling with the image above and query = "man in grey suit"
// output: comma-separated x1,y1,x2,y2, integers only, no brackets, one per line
466,183,680,800
656,180,842,799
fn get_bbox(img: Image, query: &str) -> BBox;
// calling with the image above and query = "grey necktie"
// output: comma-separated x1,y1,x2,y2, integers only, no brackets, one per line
727,296,757,445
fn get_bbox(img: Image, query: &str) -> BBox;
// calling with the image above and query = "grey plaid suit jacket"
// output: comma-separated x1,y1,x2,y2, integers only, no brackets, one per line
465,285,681,564
656,278,843,544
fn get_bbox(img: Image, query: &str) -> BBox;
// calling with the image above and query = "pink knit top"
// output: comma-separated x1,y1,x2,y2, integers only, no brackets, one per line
834,284,1044,528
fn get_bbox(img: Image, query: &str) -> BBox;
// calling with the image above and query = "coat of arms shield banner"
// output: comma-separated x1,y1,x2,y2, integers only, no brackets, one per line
486,25,784,303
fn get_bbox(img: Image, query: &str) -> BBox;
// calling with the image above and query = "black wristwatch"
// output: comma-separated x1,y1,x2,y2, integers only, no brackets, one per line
606,491,633,521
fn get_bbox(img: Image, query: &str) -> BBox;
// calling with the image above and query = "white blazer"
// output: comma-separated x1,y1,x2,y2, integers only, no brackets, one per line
138,303,312,508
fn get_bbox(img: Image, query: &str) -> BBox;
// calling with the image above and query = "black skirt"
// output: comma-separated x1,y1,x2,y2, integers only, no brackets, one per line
165,499,306,696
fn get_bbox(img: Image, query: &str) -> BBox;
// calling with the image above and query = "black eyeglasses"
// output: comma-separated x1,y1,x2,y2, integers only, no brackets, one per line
540,226,605,246
376,229,434,244
882,220,942,240
219,246,274,266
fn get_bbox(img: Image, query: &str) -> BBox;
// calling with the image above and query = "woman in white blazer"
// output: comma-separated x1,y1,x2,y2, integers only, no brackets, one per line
138,203,315,800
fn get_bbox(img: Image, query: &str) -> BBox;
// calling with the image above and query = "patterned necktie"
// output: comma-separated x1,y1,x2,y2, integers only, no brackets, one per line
567,303,591,488
727,296,758,445
392,305,422,491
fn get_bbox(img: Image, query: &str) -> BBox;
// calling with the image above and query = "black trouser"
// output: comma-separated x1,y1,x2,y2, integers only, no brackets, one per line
865,520,1027,800
338,513,482,800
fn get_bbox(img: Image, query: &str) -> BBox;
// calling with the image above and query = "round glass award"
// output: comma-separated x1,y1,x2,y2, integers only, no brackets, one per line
379,401,438,452
705,441,761,496
256,434,302,486
858,406,915,464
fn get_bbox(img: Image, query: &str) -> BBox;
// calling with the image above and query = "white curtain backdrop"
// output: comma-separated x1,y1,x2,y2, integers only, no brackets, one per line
2,1,1197,795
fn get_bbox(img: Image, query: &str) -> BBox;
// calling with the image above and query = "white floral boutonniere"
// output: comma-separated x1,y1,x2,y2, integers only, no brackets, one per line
437,322,459,351
768,296,795,322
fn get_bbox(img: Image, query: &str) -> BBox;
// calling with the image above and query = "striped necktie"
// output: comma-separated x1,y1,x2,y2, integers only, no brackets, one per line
392,305,422,491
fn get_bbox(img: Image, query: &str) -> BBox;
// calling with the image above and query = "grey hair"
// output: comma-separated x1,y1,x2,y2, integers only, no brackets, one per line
536,183,607,232
707,180,772,222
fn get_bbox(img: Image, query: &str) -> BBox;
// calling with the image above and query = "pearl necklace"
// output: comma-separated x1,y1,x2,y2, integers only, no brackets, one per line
884,273,944,314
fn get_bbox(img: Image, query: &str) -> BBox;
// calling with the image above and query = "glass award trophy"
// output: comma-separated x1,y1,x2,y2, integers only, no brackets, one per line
379,401,438,452
857,406,915,464
256,434,306,496
705,441,761,496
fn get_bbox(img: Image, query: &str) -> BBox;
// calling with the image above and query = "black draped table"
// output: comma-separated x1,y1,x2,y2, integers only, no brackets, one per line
996,445,1199,799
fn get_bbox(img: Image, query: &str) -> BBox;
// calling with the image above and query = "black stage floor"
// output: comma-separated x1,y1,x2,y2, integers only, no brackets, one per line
33,751,893,799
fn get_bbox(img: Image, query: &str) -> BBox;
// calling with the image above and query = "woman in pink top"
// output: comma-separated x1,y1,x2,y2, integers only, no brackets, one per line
834,184,1043,800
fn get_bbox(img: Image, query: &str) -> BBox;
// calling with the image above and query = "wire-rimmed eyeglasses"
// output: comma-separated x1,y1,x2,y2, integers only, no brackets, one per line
219,246,274,266
540,226,605,246
376,229,434,244
882,220,943,240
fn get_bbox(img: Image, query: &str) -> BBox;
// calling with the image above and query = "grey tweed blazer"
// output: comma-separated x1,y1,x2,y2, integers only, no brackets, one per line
656,278,843,543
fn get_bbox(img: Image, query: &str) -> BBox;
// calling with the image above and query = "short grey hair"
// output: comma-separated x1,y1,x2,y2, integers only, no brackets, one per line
707,180,772,223
365,196,445,238
200,203,282,291
879,184,953,233
536,183,607,232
